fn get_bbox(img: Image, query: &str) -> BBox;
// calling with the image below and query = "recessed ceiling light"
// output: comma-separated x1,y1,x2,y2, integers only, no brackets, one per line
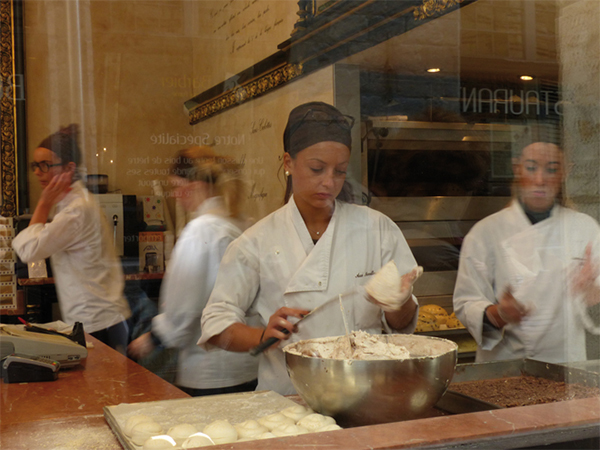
427,68,441,73
520,75,534,81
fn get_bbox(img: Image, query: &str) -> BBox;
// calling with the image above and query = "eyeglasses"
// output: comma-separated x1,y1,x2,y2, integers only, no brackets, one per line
288,109,355,139
30,161,63,173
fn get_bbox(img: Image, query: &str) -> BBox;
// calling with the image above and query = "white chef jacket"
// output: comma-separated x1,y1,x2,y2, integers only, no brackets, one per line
199,196,419,395
453,201,600,363
152,197,258,389
12,180,130,333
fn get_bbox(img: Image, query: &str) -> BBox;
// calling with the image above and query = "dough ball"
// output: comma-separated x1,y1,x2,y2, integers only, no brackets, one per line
365,260,403,306
272,424,309,437
203,419,238,444
167,423,197,444
297,413,336,432
420,304,449,325
415,311,439,332
317,424,342,432
446,312,464,329
142,435,177,449
181,432,215,448
123,414,154,437
130,421,164,446
258,413,295,431
280,404,313,422
420,304,448,316
234,419,268,438
257,432,276,440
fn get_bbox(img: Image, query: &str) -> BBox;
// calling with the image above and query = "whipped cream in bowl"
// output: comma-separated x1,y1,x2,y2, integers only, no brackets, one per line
283,332,457,427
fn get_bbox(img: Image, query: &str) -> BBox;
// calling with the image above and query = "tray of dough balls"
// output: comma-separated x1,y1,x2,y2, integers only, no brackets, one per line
103,390,340,449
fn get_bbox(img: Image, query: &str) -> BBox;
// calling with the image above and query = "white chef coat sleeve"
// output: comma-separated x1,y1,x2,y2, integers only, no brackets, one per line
152,222,230,349
453,232,503,349
198,234,260,349
379,214,419,334
11,204,82,262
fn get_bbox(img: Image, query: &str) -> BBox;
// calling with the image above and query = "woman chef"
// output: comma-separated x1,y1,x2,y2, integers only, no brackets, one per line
128,146,258,396
453,141,600,363
199,102,421,395
12,124,131,352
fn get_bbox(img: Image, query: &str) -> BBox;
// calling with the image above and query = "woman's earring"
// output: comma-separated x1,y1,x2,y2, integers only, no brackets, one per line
285,170,290,177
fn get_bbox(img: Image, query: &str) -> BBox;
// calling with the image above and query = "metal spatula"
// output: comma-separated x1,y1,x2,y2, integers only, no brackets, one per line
249,287,359,356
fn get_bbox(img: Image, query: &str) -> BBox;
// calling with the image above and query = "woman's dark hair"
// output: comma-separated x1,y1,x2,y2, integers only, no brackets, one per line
282,102,354,203
38,124,82,167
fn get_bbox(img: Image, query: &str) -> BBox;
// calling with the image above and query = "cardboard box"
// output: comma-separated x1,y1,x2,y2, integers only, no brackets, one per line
139,232,164,273
140,196,165,229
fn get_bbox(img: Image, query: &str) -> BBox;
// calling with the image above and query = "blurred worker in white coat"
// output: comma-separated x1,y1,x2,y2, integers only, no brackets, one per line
128,146,258,395
12,124,131,353
454,141,600,363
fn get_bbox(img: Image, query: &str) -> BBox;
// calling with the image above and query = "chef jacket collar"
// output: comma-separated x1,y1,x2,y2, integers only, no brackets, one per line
512,199,560,227
194,195,226,219
284,195,336,294
56,179,86,210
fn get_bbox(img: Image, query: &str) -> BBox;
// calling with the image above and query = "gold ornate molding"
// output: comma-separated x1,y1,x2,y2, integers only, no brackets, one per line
189,63,303,125
0,0,17,217
414,0,464,20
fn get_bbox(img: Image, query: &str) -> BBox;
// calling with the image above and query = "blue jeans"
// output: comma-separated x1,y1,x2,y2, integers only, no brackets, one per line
90,320,129,355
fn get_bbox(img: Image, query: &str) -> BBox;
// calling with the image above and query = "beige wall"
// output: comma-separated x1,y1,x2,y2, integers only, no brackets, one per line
23,0,299,222
559,0,600,221
194,66,336,221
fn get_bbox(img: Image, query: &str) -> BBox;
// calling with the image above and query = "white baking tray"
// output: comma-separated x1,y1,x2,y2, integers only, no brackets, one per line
104,390,302,450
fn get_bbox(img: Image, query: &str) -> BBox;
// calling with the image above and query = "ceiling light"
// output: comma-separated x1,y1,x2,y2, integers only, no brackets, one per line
427,68,441,73
520,75,534,81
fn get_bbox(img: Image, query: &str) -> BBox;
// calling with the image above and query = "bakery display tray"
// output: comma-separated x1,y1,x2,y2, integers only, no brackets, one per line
452,358,600,387
435,358,600,414
104,390,299,450
415,328,468,337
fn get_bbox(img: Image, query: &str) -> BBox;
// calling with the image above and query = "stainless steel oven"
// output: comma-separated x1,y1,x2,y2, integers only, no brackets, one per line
364,120,525,312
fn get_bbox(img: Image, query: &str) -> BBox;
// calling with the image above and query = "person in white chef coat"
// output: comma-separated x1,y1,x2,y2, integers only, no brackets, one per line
12,124,131,352
128,146,258,396
453,141,600,363
199,102,421,395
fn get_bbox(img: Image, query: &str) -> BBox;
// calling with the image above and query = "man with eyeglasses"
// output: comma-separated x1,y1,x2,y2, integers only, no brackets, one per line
13,124,131,354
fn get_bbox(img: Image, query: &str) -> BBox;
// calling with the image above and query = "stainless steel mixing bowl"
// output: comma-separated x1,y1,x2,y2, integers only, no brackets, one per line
284,334,458,427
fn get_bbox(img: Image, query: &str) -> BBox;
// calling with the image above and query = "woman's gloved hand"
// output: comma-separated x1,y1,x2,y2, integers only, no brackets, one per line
486,287,530,328
572,244,600,307
127,332,155,360
365,261,423,312
497,289,530,323
260,307,310,350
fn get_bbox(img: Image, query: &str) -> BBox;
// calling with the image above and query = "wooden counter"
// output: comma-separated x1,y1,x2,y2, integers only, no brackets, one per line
1,335,188,449
1,339,599,450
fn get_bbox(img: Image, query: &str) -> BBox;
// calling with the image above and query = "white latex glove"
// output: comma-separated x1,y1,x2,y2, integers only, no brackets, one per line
571,244,600,307
365,261,423,312
496,287,530,325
